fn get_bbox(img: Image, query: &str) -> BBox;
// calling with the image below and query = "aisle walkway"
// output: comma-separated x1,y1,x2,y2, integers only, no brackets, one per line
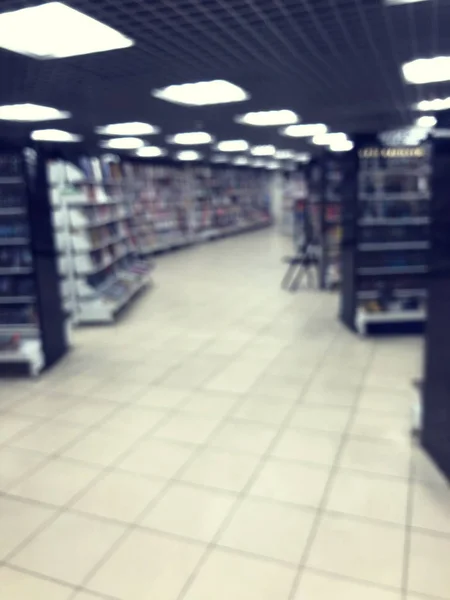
0,231,449,600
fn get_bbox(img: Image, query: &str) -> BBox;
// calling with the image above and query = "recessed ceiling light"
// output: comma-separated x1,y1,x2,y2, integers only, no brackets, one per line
153,80,249,106
216,139,249,152
176,150,202,161
136,146,166,157
167,132,213,145
403,57,450,85
385,0,428,5
416,115,437,128
275,149,295,160
417,97,450,111
0,103,70,122
236,110,298,127
294,152,311,162
99,137,144,150
266,160,281,170
233,156,249,166
250,145,276,156
251,159,267,168
31,129,81,142
329,140,354,152
312,132,347,146
281,123,327,137
96,122,159,136
0,2,134,59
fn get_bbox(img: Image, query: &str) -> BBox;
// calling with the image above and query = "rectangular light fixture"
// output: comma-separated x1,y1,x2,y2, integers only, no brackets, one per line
96,122,159,136
176,150,201,161
251,159,267,168
275,150,295,160
0,2,133,59
250,145,276,156
99,137,144,150
236,110,298,127
167,132,213,145
329,140,354,152
0,103,70,121
281,123,327,137
403,57,450,84
136,146,166,157
385,0,428,5
233,156,249,166
417,97,450,111
266,160,281,170
153,80,248,106
294,153,311,162
216,140,249,152
416,115,437,128
312,132,347,146
31,129,81,142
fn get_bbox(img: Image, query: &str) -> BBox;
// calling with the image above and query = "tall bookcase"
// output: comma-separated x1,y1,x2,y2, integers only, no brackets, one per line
340,136,430,334
0,144,68,375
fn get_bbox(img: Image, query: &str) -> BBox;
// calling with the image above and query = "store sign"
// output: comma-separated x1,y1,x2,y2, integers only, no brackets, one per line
358,147,425,158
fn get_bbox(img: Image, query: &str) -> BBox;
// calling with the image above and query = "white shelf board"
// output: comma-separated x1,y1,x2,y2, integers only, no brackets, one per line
0,339,44,376
358,241,429,251
356,309,426,335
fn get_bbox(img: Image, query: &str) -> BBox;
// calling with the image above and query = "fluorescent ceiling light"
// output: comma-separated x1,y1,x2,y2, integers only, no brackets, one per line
416,115,437,128
266,160,281,170
31,129,81,142
176,150,201,161
96,122,159,136
281,123,327,137
403,56,450,85
236,110,298,127
275,149,295,160
216,139,249,152
99,137,144,150
136,146,166,157
0,103,70,122
233,156,249,166
153,80,248,106
250,145,276,156
294,152,311,162
312,132,347,146
417,97,450,111
251,159,267,168
167,132,213,145
385,0,429,5
0,2,133,59
329,140,354,152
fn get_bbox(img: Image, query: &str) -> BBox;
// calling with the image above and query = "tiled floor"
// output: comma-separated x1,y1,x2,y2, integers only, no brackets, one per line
0,230,449,600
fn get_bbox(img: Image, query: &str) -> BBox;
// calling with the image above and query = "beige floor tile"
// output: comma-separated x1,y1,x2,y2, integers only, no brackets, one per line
135,386,190,409
90,379,149,403
10,457,99,506
288,405,351,434
86,529,204,600
0,566,71,600
179,390,241,418
339,438,411,478
326,470,408,524
271,429,341,466
97,406,167,437
142,482,236,542
71,593,103,600
55,400,119,427
0,447,46,491
209,420,278,455
249,458,330,508
11,421,82,455
307,514,405,588
219,497,315,564
358,388,413,415
247,375,305,400
10,512,125,586
349,411,410,443
183,547,296,600
411,448,450,488
117,438,195,479
72,470,165,523
61,431,135,468
154,414,220,445
411,482,450,535
293,570,401,600
231,395,293,426
179,447,260,492
0,497,55,560
302,386,359,407
0,414,36,445
408,530,450,599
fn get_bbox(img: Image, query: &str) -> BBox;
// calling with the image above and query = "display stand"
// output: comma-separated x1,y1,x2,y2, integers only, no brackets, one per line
422,121,450,481
0,145,68,375
340,135,430,334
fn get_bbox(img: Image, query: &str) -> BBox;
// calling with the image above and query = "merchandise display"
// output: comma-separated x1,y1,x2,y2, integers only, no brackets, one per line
340,139,430,334
280,171,307,237
0,147,68,375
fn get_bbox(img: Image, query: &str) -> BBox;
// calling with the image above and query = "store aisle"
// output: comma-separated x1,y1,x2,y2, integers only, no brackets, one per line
0,230,449,600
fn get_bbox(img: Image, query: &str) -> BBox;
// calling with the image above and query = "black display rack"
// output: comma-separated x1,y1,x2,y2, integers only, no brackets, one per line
0,144,68,375
340,135,430,335
422,122,450,481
